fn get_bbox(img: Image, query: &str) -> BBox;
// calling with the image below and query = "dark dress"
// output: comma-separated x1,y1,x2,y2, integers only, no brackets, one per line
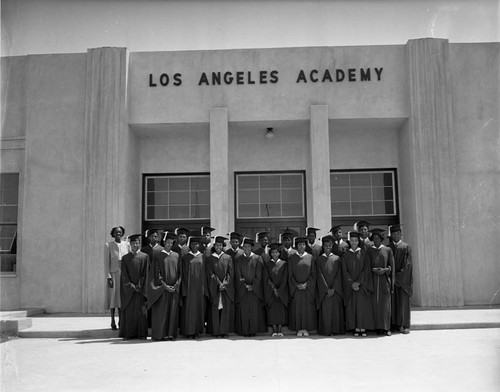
341,248,374,331
119,251,148,339
367,245,395,331
316,252,345,335
263,258,288,326
180,251,206,336
234,253,267,335
288,252,316,331
388,240,413,329
333,239,349,257
205,252,235,336
147,250,181,340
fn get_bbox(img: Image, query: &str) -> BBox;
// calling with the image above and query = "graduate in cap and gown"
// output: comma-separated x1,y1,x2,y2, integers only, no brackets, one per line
387,225,412,334
172,227,190,257
199,226,215,257
119,234,148,340
354,220,373,250
279,230,297,261
316,235,345,336
180,236,207,338
205,236,235,337
263,243,288,336
366,229,395,336
331,225,349,257
104,226,130,330
147,232,181,341
341,231,374,337
141,229,164,328
305,227,323,259
288,237,317,336
234,238,267,336
254,232,271,262
225,232,244,261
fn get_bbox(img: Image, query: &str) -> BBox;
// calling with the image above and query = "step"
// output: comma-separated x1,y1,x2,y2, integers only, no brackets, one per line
1,318,32,336
0,308,45,319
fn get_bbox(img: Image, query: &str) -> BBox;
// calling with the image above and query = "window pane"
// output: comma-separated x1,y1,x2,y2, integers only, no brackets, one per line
0,174,19,190
191,190,210,204
350,173,371,187
372,187,385,201
191,176,210,189
281,175,302,188
350,187,371,201
351,201,371,215
260,176,280,189
282,202,303,217
169,191,189,205
260,189,280,203
331,202,351,215
1,190,18,205
0,254,16,272
1,206,17,223
385,202,395,214
384,173,393,186
371,173,385,186
239,189,258,204
152,178,169,191
331,187,350,202
261,203,281,217
282,188,303,203
238,176,259,189
384,187,394,200
153,206,169,219
191,205,210,219
169,205,189,219
239,203,260,218
372,201,387,214
331,174,349,187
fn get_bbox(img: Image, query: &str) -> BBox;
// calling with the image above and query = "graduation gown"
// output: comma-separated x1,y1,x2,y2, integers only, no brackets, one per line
104,240,130,309
180,251,207,336
333,239,349,258
172,243,190,257
305,241,323,260
263,258,288,325
119,251,148,339
205,252,235,336
388,240,413,328
288,252,316,331
341,248,374,331
316,252,345,335
234,253,267,335
367,245,395,330
147,250,181,340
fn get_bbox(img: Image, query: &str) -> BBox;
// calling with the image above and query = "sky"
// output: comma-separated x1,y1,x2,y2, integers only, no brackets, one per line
1,0,499,56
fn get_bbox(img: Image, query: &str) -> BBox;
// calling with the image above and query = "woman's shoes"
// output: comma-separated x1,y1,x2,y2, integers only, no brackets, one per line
111,322,117,331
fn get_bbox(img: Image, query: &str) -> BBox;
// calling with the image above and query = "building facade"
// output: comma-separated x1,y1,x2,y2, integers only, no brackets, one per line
1,38,499,312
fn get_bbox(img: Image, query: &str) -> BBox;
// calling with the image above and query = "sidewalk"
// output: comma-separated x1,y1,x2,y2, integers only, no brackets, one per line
3,306,499,339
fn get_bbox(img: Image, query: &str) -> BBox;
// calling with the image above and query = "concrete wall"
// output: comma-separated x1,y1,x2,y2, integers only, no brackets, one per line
20,53,86,312
450,43,500,305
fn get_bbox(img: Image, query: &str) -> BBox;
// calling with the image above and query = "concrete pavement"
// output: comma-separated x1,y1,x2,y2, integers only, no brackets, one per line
2,328,499,391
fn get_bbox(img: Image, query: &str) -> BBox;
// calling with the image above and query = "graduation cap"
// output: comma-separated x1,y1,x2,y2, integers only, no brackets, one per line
144,229,158,237
306,227,320,235
353,220,371,231
163,231,177,242
347,231,360,241
330,225,342,233
294,237,308,246
388,224,403,237
268,242,282,251
127,233,142,242
369,228,385,240
201,226,215,235
175,227,189,235
255,232,269,241
187,236,201,248
281,229,295,239
321,235,334,243
228,232,242,240
214,236,228,244
241,237,255,247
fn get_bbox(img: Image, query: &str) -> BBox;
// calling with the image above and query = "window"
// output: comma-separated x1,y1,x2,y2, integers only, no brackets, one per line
144,174,210,221
331,170,397,217
236,172,305,219
1,173,18,274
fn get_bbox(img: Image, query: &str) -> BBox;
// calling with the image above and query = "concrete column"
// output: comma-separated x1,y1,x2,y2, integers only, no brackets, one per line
82,47,128,313
405,38,463,306
209,108,230,237
309,105,331,237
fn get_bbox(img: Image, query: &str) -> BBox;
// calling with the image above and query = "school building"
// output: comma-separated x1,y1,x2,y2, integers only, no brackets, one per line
1,38,499,313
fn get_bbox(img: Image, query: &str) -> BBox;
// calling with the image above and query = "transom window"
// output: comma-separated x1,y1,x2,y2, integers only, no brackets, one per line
1,173,19,274
236,172,305,219
145,174,210,221
330,170,397,217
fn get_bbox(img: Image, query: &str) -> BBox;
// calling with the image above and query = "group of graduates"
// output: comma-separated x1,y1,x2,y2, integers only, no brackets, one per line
104,221,412,341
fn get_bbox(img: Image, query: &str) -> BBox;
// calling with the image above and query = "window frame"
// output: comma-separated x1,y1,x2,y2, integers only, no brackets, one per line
235,171,306,220
143,173,211,222
0,172,19,276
